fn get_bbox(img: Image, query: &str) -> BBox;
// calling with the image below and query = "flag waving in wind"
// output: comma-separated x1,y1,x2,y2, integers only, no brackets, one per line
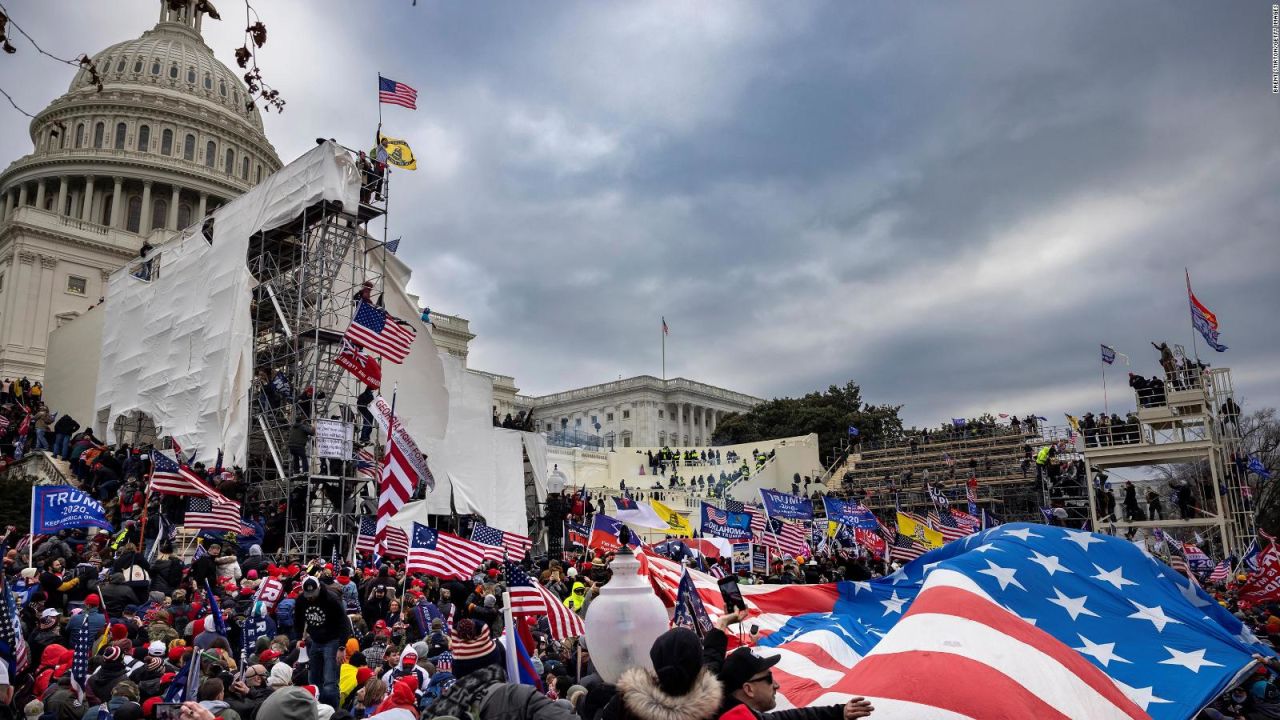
378,76,418,109
1187,270,1227,352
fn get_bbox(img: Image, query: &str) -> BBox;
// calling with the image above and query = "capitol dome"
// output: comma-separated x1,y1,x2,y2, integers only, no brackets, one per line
0,0,280,242
0,0,284,381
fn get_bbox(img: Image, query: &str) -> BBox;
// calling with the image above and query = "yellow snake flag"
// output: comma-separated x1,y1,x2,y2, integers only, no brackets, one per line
650,499,693,537
373,136,417,170
897,511,944,550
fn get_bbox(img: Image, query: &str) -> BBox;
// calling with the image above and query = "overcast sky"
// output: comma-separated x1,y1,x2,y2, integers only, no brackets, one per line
2,1,1277,428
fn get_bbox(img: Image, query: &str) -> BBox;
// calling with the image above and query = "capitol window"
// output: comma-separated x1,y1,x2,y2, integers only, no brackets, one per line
169,64,178,79
75,123,84,148
114,122,127,150
137,125,150,152
183,134,195,161
93,122,104,149
134,59,142,73
241,156,250,180
152,198,168,231
224,148,234,174
187,67,196,84
607,412,614,422
151,60,161,75
256,166,262,183
658,409,664,419
178,203,191,229
115,58,125,73
219,80,226,97
161,129,173,156
623,409,631,419
204,73,212,90
126,196,142,232
66,276,87,296
205,141,215,167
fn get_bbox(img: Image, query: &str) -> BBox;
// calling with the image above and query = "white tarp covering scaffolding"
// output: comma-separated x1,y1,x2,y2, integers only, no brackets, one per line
94,141,450,462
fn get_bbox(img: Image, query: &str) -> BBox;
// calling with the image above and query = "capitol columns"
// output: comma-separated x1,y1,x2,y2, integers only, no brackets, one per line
167,185,180,230
139,180,153,235
55,177,68,218
197,191,207,220
110,177,124,228
34,179,46,210
81,175,96,221
17,183,28,208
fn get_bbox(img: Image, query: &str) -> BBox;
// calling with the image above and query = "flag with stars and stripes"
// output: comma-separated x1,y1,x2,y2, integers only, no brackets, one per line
471,523,533,562
355,448,378,479
928,507,980,543
150,450,228,502
1207,561,1230,583
184,496,243,533
878,519,928,562
760,517,809,559
638,523,1268,719
355,516,409,558
407,523,488,580
0,549,29,676
70,616,93,701
503,561,585,640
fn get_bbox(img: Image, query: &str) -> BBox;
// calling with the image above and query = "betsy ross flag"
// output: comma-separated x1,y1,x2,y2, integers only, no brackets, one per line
1187,270,1227,352
184,497,242,533
471,523,533,562
504,561,585,640
150,451,227,502
346,301,416,364
378,75,418,109
355,516,409,558
335,338,382,389
407,523,488,580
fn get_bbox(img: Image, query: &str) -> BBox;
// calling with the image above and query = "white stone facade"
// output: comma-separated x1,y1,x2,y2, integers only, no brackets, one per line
0,1,280,381
518,376,762,448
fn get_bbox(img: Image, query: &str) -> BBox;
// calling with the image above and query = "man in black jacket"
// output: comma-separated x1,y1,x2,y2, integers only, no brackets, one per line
52,413,80,460
295,576,351,709
717,647,874,720
190,542,222,589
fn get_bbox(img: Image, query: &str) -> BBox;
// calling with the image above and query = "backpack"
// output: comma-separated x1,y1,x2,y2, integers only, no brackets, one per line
276,597,295,628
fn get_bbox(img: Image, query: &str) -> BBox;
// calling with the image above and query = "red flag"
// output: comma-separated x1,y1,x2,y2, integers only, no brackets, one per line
335,339,381,388
1239,542,1280,607
854,527,887,557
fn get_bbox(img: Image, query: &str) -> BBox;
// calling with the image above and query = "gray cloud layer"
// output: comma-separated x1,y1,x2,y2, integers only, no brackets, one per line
3,1,1276,428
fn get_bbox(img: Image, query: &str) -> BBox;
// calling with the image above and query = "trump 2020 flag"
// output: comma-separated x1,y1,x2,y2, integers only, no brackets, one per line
1187,270,1227,352
31,485,112,533
759,488,814,520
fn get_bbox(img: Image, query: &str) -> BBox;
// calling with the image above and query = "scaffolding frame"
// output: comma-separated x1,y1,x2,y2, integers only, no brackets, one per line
1082,367,1255,559
245,177,389,560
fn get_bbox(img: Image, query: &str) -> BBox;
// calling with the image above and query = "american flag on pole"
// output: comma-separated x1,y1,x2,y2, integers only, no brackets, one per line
184,497,243,532
878,519,928,562
378,76,418,109
150,451,228,502
471,523,533,562
407,523,487,580
504,561,584,640
346,301,416,364
69,617,92,701
377,414,418,554
761,517,809,559
356,517,409,559
0,552,29,675
1207,560,1230,583
927,508,979,543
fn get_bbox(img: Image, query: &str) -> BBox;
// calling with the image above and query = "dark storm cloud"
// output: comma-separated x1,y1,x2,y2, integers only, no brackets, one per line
4,1,1276,427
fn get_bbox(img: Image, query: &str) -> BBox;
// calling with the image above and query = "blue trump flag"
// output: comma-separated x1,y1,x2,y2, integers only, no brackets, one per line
759,488,814,520
31,485,112,533
823,496,878,530
700,501,752,540
1248,456,1272,481
754,523,1270,719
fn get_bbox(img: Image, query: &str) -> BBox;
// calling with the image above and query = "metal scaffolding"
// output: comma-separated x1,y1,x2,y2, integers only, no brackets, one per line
1082,367,1255,559
245,184,388,560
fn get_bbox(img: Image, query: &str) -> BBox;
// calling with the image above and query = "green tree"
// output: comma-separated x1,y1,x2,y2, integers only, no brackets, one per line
711,381,903,463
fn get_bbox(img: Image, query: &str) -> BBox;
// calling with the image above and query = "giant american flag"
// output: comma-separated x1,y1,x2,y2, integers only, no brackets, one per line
642,523,1267,718
503,561,585,640
407,523,487,580
355,516,409,558
471,523,533,562
346,301,416,364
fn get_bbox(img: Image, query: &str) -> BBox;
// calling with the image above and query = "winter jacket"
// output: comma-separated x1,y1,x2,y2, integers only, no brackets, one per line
149,556,184,594
611,667,723,720
482,682,579,720
200,700,243,720
52,415,80,436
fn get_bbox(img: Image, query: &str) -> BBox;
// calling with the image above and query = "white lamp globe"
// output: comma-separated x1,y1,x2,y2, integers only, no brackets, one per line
582,529,670,683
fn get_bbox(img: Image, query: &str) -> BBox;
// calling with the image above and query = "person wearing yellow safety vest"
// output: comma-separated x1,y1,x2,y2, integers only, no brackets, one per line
564,581,588,613
1035,445,1056,487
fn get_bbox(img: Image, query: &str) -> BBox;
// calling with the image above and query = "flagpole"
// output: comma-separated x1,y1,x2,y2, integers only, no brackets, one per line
1185,268,1201,363
661,317,666,380
1102,355,1109,416
28,485,35,567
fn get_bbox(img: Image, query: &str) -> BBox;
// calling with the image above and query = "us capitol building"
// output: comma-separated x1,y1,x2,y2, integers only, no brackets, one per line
0,0,761,446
